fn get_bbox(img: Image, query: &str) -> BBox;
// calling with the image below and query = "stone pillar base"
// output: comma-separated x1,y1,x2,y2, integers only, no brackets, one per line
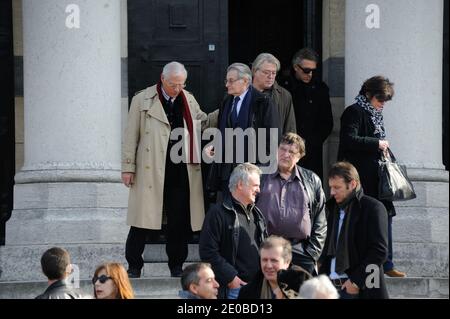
393,168,449,277
8,182,129,245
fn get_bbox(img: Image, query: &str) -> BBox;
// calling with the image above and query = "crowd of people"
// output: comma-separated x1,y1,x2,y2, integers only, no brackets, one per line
36,47,405,300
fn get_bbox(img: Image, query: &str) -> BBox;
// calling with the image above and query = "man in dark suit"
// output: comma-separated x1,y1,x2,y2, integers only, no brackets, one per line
281,48,333,181
319,162,389,299
207,63,281,196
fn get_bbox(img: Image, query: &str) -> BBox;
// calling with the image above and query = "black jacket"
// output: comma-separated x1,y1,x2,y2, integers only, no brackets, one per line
319,191,389,299
35,280,84,299
199,195,268,298
259,165,327,262
212,87,281,188
237,271,265,299
338,103,395,215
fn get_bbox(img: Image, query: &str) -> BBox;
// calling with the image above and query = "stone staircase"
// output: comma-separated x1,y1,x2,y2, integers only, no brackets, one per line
0,264,447,299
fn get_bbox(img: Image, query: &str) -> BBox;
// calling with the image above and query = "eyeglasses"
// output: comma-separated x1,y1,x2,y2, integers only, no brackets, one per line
167,82,186,89
259,69,277,77
279,146,299,157
92,274,112,285
224,78,242,85
297,64,316,74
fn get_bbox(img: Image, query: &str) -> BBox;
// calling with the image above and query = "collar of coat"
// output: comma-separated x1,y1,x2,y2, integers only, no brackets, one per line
139,84,198,163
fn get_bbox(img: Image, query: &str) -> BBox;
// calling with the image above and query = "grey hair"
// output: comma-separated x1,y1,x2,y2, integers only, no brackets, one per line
228,163,262,193
162,61,187,79
227,63,252,83
298,275,339,299
252,53,281,73
180,262,212,291
291,48,319,66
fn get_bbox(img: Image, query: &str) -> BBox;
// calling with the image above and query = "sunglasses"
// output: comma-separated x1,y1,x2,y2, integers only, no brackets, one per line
92,274,112,285
297,64,316,74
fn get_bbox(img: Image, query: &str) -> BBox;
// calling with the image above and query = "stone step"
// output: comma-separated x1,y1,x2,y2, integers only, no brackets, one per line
0,244,200,282
0,276,447,299
0,277,180,299
1,242,447,282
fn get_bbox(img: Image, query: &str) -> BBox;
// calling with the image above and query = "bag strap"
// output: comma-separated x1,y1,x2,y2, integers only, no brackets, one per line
380,147,396,162
387,147,397,162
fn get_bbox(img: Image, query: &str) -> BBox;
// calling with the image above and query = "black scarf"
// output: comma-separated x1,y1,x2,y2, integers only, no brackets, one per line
326,188,361,274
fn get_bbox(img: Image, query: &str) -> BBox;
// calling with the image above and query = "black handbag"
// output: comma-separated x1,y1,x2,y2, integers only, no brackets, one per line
378,148,417,201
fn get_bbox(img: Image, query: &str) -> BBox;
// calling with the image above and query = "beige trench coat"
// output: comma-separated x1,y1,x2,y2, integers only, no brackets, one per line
122,85,206,231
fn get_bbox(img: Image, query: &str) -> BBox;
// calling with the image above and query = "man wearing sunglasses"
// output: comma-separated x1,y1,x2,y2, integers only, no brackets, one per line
282,48,333,182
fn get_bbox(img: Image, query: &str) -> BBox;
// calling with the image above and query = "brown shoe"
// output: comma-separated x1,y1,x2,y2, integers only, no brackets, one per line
385,269,406,277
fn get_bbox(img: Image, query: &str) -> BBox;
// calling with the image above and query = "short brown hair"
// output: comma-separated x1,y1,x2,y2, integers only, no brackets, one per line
328,161,360,186
359,75,394,102
41,247,71,280
280,133,305,158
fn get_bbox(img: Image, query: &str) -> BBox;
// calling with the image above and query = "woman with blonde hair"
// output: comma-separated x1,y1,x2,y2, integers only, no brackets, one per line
92,262,134,299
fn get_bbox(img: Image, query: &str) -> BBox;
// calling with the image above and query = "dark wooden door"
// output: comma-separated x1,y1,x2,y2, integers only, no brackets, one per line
128,0,228,112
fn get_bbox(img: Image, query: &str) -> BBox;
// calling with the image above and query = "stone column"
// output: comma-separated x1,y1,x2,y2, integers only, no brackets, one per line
345,0,448,277
3,0,128,281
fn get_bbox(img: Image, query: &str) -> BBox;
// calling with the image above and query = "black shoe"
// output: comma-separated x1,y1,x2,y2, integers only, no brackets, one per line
127,268,141,278
170,266,183,278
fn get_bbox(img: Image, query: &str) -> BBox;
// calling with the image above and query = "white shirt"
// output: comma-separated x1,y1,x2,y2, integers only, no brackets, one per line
161,86,174,103
234,88,249,115
329,209,349,280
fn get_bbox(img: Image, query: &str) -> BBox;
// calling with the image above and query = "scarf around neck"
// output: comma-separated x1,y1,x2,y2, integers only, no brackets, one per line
325,188,361,274
156,82,198,164
355,94,386,139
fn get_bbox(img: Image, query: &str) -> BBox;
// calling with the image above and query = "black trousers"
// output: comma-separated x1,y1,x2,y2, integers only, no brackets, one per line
125,165,192,271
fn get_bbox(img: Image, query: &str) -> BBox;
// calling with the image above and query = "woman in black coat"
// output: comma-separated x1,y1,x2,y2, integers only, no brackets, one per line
337,75,405,277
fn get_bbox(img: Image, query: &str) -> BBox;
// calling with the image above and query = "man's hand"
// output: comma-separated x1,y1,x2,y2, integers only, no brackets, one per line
227,276,247,289
122,172,135,187
342,279,359,295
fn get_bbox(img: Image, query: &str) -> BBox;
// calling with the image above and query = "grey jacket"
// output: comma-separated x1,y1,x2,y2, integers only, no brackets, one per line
267,82,297,135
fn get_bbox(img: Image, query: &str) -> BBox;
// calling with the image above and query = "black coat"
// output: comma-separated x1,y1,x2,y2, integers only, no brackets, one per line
283,76,333,181
237,271,265,299
35,280,84,299
212,87,281,188
199,195,268,299
337,103,395,215
319,191,389,299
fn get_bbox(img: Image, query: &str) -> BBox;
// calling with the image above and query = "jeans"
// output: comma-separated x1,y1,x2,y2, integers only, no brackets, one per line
227,287,241,299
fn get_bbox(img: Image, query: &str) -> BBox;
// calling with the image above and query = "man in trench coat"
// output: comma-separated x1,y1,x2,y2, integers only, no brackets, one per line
122,61,206,278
